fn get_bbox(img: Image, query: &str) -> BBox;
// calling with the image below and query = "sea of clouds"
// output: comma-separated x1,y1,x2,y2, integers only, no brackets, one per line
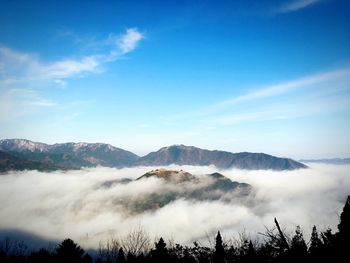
0,164,349,249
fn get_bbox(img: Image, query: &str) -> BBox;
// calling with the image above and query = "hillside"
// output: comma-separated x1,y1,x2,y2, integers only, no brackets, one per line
0,150,62,172
100,168,252,213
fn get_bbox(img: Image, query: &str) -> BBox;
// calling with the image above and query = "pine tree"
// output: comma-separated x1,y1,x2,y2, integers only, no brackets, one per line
151,237,169,262
155,238,167,253
309,226,323,262
336,195,350,261
338,195,350,238
309,226,322,254
28,248,52,263
116,247,126,263
290,226,307,259
213,231,225,263
126,251,136,263
309,226,322,252
239,240,257,263
55,238,85,263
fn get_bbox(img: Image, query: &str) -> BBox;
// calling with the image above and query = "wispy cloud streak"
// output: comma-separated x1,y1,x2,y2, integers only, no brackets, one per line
0,28,144,85
160,66,350,133
202,68,350,114
275,0,322,14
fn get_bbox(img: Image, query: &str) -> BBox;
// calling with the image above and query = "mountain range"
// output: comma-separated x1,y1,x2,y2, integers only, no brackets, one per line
299,158,350,165
0,139,307,172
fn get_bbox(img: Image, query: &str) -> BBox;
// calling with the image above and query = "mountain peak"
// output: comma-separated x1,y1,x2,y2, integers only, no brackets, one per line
159,144,191,151
167,144,203,150
66,142,121,152
137,169,195,182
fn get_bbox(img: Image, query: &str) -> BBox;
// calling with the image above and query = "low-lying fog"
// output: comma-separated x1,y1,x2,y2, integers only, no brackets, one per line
0,164,349,249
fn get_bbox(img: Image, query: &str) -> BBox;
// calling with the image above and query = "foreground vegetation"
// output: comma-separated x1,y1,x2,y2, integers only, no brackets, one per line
1,196,349,263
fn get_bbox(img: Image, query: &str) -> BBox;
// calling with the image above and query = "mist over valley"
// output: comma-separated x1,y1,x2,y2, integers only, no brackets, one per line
0,163,348,250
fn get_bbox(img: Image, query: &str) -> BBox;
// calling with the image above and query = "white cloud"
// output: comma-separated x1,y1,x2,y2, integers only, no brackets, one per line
0,164,348,249
42,56,101,79
117,28,144,54
275,0,322,14
0,46,101,84
0,28,144,85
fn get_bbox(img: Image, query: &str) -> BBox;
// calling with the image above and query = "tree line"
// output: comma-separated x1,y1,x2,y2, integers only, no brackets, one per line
1,195,349,263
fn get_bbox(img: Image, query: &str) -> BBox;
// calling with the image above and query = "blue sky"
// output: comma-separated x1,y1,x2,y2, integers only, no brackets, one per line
0,0,349,158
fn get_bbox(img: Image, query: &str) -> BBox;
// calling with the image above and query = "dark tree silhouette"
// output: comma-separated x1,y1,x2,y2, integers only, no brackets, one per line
28,248,52,263
116,247,126,263
338,195,350,238
55,238,86,263
151,237,171,262
0,250,6,263
237,239,257,263
126,251,136,263
308,225,323,262
321,228,335,248
169,244,196,263
82,254,93,263
135,252,145,263
213,231,225,263
335,195,350,262
274,217,290,251
245,241,256,263
309,226,322,254
154,237,167,256
191,241,211,263
260,218,290,257
290,226,308,259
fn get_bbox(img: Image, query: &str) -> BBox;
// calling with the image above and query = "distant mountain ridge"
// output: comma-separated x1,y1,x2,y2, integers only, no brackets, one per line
300,158,350,165
0,139,307,172
136,144,306,170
